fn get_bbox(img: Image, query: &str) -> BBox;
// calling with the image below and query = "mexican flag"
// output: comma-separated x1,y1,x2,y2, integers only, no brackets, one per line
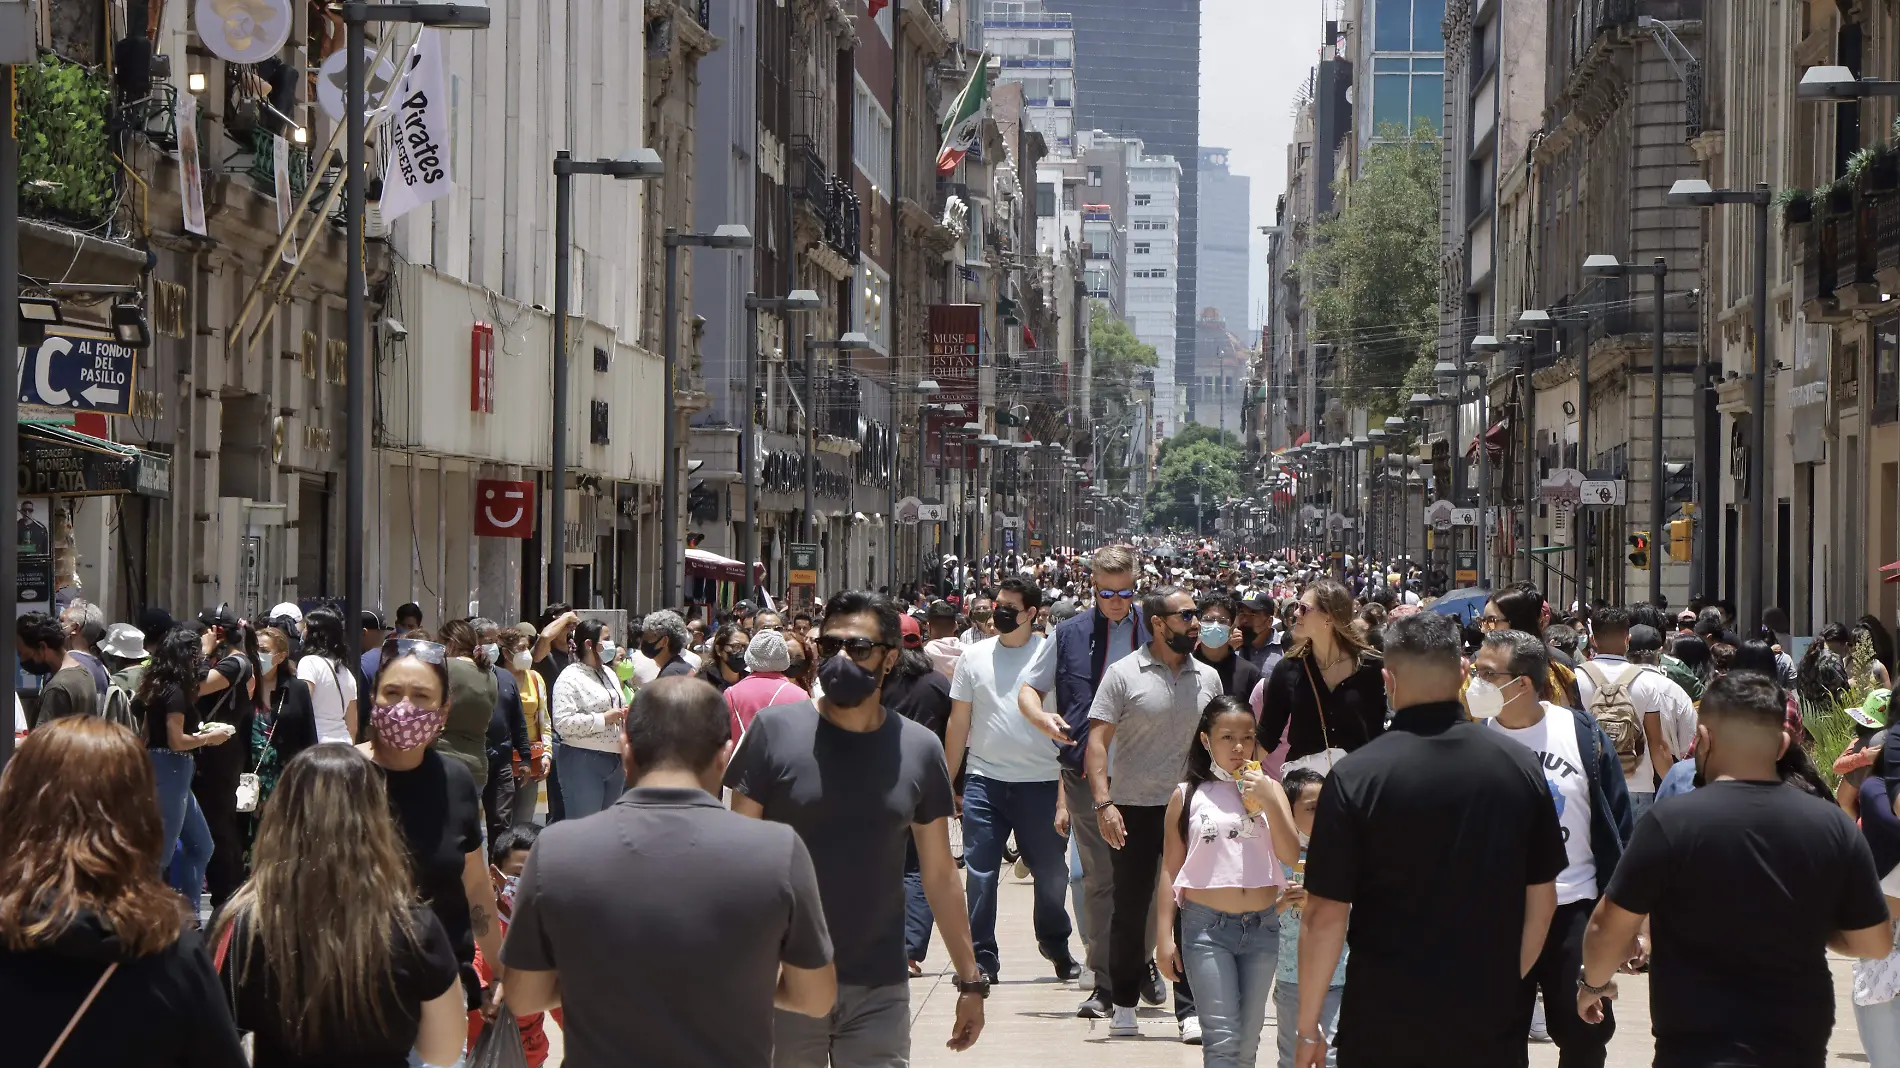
936,54,991,175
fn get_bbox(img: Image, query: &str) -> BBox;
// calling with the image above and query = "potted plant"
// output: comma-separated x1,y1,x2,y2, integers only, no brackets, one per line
1827,178,1858,217
1775,187,1816,226
1851,146,1900,195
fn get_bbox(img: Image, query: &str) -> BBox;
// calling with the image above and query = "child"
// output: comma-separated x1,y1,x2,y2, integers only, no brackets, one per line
1274,768,1345,1068
470,825,557,1065
1156,695,1304,1061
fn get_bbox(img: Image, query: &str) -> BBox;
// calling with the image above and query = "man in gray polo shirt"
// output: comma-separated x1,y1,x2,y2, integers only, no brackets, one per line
500,677,836,1067
1087,584,1223,1039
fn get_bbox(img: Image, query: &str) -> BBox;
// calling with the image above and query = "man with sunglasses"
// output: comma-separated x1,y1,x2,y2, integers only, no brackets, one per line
727,589,986,1064
1017,545,1161,1018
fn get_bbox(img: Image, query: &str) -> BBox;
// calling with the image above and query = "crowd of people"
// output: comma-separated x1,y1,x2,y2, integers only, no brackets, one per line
8,544,1900,1068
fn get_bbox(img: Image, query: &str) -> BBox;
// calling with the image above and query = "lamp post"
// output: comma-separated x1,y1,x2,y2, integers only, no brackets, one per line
739,290,821,602
342,2,489,672
549,150,664,606
1583,253,1670,607
1668,179,1771,618
893,378,940,592
802,332,873,546
0,29,18,765
661,224,752,607
1434,356,1486,588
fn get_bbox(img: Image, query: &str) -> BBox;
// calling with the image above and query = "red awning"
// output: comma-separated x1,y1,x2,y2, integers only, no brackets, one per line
685,548,766,583
1464,419,1511,459
1292,429,1311,447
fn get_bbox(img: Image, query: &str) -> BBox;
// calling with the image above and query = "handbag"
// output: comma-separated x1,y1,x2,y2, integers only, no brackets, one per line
237,688,284,813
1286,655,1349,776
36,961,118,1068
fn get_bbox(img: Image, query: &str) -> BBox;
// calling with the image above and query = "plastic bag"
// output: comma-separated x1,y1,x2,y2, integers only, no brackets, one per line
466,1012,529,1068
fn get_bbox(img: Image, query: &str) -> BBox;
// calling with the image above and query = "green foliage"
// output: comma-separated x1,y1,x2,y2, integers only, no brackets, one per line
17,54,116,226
1298,120,1441,415
1401,355,1438,400
1089,301,1158,416
1145,424,1244,530
1803,633,1883,789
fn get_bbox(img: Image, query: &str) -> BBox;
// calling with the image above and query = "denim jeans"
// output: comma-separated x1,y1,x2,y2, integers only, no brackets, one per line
151,749,212,904
1857,997,1900,1068
773,982,909,1068
903,836,935,963
960,775,1072,976
554,743,624,819
1180,900,1280,1068
166,793,214,906
1274,979,1341,1068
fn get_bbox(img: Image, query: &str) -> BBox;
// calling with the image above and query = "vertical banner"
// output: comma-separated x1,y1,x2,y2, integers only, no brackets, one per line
273,134,298,264
927,304,981,469
177,91,207,236
379,28,454,224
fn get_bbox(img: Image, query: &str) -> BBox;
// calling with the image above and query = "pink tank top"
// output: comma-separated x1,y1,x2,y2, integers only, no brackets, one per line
1173,781,1287,898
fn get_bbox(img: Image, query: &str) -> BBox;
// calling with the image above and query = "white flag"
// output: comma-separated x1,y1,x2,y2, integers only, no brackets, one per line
177,91,207,236
378,28,453,224
273,135,298,264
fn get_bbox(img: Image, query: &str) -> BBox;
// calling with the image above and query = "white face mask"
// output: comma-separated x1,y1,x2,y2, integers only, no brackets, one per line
260,652,279,674
598,641,618,664
511,650,533,672
1465,678,1505,720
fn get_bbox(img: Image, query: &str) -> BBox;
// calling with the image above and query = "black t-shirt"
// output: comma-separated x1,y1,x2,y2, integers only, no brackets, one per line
883,667,953,741
1304,700,1566,1060
195,655,254,785
228,904,459,1068
138,682,194,750
379,750,483,1006
1606,779,1889,1065
1257,652,1388,760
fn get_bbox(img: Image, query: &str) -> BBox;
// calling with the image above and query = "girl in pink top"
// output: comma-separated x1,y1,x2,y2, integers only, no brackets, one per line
1157,695,1303,1066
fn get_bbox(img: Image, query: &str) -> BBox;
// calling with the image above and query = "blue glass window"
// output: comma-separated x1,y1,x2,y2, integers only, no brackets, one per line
1373,73,1411,134
1412,73,1443,132
1375,0,1412,50
1374,56,1410,71
1412,0,1445,51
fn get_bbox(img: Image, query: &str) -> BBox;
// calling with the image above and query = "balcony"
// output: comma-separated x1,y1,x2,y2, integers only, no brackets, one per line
793,141,861,264
1567,273,1697,346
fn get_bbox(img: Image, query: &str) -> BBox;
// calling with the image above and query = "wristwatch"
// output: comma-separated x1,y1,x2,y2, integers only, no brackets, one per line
955,976,992,999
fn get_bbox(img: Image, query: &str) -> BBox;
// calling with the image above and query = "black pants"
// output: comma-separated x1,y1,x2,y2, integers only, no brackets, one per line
190,739,245,908
1107,803,1195,1018
1520,897,1614,1068
484,750,517,845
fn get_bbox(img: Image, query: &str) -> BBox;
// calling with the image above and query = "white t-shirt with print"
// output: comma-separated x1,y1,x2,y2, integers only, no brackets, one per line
1486,701,1597,905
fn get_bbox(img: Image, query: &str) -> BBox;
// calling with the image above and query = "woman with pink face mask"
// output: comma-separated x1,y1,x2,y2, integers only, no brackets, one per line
362,636,505,1045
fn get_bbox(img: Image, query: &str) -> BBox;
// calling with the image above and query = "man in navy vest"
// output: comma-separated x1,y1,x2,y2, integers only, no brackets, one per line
1021,545,1182,1025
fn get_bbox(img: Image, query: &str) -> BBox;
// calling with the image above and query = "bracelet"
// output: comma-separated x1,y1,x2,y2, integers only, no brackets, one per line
1577,972,1614,996
1297,1033,1325,1046
1095,800,1115,811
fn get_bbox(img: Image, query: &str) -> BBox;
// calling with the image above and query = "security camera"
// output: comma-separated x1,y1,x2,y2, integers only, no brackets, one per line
380,317,408,340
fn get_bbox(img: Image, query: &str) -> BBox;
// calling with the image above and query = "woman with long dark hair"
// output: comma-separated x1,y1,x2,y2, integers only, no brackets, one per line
190,609,260,910
215,745,465,1066
1257,578,1386,771
437,618,499,790
551,619,628,818
1480,583,1582,706
297,608,359,743
2,717,248,1066
138,628,231,901
698,624,750,694
1859,616,1898,689
1155,695,1302,1066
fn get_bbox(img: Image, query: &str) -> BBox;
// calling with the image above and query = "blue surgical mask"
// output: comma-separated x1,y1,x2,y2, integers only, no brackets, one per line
1199,623,1232,649
480,643,500,665
598,641,618,664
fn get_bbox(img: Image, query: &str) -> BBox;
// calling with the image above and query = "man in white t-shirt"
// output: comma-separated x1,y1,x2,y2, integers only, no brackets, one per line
1474,630,1634,1067
945,576,1077,984
1576,609,1697,822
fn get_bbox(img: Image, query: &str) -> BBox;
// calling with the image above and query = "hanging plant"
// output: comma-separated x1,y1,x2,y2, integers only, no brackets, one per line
1774,186,1816,226
1862,147,1900,195
16,54,116,227
1826,179,1857,217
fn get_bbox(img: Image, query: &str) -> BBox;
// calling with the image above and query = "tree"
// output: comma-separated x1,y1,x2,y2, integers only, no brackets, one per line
1145,425,1244,530
1089,300,1158,416
1298,120,1441,415
1156,424,1242,470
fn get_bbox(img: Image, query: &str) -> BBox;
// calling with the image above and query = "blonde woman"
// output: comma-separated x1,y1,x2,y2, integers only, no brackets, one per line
1257,578,1387,774
215,744,465,1066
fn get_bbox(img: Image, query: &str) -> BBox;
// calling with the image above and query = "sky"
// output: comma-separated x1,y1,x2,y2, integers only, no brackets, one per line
1200,0,1324,337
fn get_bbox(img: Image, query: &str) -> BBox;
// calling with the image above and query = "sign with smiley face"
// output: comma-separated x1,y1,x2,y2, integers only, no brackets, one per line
474,479,536,539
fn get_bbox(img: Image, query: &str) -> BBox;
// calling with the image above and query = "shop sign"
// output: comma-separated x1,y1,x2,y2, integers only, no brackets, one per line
18,334,139,415
788,542,820,587
473,479,535,538
1455,549,1478,586
19,435,145,497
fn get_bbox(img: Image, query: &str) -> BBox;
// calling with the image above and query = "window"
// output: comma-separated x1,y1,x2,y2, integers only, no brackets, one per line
1036,181,1056,217
853,76,894,193
1371,63,1443,137
1087,166,1102,186
1376,0,1443,52
1134,192,1151,206
854,260,891,354
1132,268,1168,279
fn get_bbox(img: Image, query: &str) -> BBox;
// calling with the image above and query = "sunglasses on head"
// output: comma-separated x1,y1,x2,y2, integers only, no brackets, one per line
1097,589,1136,600
382,637,448,665
815,635,893,660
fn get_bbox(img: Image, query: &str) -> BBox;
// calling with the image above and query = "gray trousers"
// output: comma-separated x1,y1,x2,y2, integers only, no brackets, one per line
773,982,910,1068
1061,770,1154,987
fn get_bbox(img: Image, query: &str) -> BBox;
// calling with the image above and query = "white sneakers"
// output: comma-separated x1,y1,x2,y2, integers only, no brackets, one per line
1108,1006,1141,1038
1179,1016,1203,1044
1530,993,1551,1042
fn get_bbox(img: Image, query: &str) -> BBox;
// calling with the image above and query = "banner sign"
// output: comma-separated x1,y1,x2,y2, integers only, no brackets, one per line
18,335,138,415
788,543,820,587
472,479,535,538
379,28,453,224
928,304,981,404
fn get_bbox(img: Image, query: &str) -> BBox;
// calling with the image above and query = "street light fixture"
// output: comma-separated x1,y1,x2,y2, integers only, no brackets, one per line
735,289,821,601
549,149,666,606
341,0,490,687
1796,65,1900,100
661,224,753,606
1581,253,1670,606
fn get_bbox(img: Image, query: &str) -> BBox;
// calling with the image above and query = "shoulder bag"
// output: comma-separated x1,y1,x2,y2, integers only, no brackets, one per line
1284,655,1348,777
237,686,286,813
36,961,118,1068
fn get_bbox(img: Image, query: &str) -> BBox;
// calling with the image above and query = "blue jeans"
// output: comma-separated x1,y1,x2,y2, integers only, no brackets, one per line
1069,835,1087,955
904,836,935,963
1274,979,1341,1068
1180,900,1280,1068
151,749,195,863
151,749,212,903
1629,791,1656,824
555,743,624,819
960,775,1072,976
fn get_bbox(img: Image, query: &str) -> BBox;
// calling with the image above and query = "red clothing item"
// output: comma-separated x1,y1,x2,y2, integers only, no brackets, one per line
724,672,808,740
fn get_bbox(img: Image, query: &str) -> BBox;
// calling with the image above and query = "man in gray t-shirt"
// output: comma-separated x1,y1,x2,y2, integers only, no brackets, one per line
1086,585,1222,1034
502,677,835,1068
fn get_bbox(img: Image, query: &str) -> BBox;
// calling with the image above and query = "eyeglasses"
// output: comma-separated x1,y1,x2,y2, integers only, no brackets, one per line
1479,613,1509,629
1097,589,1136,600
815,635,893,661
1471,668,1520,686
1287,602,1315,619
382,637,448,665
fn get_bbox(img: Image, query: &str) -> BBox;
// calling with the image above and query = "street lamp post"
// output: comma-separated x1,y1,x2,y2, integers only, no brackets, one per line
551,150,664,607
661,224,752,607
1584,253,1671,607
801,333,873,544
1668,179,1772,619
342,2,489,674
740,291,822,602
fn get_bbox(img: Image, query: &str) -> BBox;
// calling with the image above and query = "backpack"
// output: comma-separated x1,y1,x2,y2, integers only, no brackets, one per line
102,663,145,734
1579,661,1646,777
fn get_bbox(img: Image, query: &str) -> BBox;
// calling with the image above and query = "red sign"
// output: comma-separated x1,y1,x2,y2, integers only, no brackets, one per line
473,479,535,538
470,321,495,413
927,304,981,405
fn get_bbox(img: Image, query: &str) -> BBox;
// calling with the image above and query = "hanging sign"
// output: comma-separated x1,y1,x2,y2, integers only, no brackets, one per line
378,29,454,224
195,0,293,64
472,479,535,538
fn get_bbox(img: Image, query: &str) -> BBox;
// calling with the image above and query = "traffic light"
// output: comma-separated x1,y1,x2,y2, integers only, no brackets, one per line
1667,518,1693,561
1628,531,1650,570
1664,461,1694,503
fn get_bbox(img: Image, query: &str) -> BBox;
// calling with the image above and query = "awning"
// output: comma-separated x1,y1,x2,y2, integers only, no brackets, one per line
1882,560,1900,584
1293,429,1312,447
19,424,171,498
1464,419,1511,459
684,547,765,583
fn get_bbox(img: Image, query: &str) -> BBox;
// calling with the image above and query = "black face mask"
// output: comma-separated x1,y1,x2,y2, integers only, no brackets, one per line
993,605,1024,634
1164,628,1198,655
640,639,665,659
786,659,811,678
1239,624,1258,646
818,652,884,706
723,653,747,675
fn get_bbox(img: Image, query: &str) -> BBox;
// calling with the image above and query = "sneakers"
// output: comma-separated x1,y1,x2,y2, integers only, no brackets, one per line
1530,993,1551,1042
1108,1006,1141,1037
1179,1016,1203,1045
1076,988,1112,1019
1040,943,1081,982
1140,960,1167,1006
907,960,923,978
1012,857,1031,880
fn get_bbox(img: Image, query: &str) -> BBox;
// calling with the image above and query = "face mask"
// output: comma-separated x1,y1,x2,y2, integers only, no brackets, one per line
511,650,534,672
787,659,811,677
1464,678,1504,720
480,643,500,665
993,605,1023,633
498,872,520,911
724,652,748,675
1164,628,1198,655
371,698,445,750
1200,623,1232,649
639,639,663,659
1239,624,1258,645
599,641,619,663
260,652,279,674
818,651,883,706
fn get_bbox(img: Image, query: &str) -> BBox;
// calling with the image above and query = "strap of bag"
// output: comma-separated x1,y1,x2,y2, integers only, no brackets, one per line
1298,655,1335,757
768,681,796,706
249,686,286,777
36,961,118,1068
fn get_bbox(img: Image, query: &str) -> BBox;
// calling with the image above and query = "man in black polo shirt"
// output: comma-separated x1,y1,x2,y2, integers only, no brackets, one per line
502,676,836,1067
1296,612,1566,1068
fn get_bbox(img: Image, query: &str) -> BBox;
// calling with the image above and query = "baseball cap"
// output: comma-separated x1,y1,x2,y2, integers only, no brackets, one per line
269,602,304,624
734,600,755,616
1238,591,1275,613
361,609,390,632
900,614,923,648
928,599,959,620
